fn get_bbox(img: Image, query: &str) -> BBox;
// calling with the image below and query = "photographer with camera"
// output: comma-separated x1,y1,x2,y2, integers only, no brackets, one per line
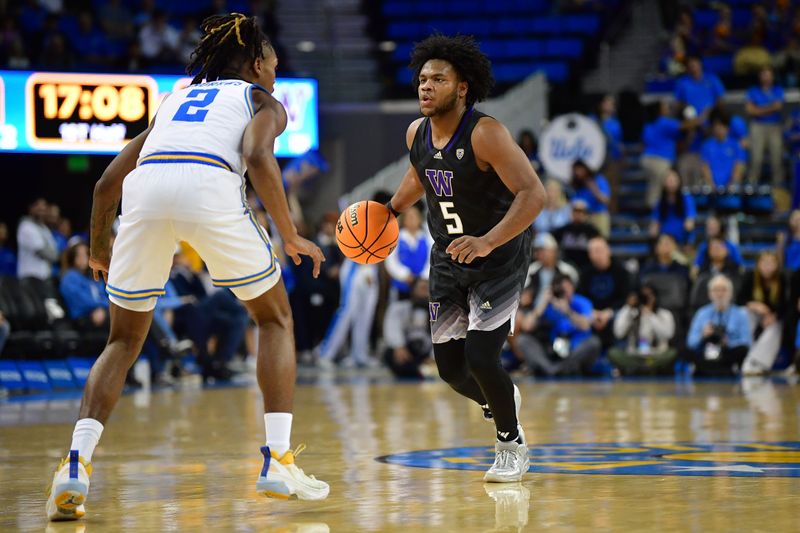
515,273,601,376
608,284,677,375
686,274,751,376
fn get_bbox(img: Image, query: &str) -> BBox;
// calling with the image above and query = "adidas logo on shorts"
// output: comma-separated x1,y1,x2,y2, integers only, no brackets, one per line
480,301,492,310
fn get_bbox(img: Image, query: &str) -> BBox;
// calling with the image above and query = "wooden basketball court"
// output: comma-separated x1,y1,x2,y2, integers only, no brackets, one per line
2,376,800,532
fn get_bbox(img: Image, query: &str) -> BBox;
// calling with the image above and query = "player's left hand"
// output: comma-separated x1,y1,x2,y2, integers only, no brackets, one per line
446,236,492,264
89,256,110,283
284,235,326,278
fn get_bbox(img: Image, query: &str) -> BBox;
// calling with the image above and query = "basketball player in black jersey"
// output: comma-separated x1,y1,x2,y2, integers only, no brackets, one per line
387,35,545,482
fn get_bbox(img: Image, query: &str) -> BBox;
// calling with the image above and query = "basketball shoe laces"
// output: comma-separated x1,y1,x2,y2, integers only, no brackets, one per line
282,443,320,481
494,447,518,471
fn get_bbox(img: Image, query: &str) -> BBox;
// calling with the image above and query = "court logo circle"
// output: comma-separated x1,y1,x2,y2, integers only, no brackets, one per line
377,442,800,477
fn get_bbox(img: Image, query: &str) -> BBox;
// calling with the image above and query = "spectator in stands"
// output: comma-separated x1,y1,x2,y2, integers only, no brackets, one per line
701,112,746,188
317,259,379,369
0,311,8,356
777,209,800,271
686,274,752,376
640,233,690,282
642,100,694,206
533,179,571,234
178,16,201,64
517,129,541,172
46,203,68,255
594,94,623,164
17,198,57,280
609,283,677,375
382,278,433,379
6,37,30,68
693,215,744,277
311,213,343,347
552,198,600,271
649,170,696,247
733,14,772,77
774,36,800,88
385,204,431,301
59,241,108,332
133,0,156,28
787,108,800,158
674,55,725,126
708,4,735,54
515,273,601,376
38,33,72,69
72,12,109,67
138,10,179,65
664,8,700,76
746,66,785,186
698,236,742,283
0,222,17,277
523,232,579,310
737,251,787,375
98,0,133,41
571,159,610,236
578,236,632,345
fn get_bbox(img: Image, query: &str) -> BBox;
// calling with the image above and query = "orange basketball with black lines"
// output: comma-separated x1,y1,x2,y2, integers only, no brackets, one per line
335,201,399,264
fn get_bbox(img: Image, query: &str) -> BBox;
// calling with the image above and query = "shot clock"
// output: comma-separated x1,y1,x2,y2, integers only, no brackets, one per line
0,70,319,156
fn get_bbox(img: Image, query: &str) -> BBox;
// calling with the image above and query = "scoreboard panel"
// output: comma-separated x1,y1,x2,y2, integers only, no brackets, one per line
0,70,318,157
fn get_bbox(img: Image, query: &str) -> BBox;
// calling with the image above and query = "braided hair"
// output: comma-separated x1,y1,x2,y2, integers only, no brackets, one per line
186,13,272,84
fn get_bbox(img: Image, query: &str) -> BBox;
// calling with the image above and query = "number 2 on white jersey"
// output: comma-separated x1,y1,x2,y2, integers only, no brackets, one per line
440,202,463,234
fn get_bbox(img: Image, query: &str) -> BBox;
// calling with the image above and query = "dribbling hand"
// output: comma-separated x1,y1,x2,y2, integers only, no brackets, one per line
446,236,492,264
284,236,326,278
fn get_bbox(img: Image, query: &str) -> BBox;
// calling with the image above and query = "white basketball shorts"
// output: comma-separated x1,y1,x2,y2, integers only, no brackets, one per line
106,161,281,312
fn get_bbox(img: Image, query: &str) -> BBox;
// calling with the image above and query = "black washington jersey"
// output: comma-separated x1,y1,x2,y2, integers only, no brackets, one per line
410,107,532,278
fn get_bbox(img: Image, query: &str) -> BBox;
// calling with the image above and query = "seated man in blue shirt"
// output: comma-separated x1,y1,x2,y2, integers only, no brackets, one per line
700,113,746,188
685,274,751,376
746,65,785,185
514,273,602,376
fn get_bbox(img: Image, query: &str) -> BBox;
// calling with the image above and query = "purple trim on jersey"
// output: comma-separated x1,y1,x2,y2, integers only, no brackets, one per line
425,106,475,154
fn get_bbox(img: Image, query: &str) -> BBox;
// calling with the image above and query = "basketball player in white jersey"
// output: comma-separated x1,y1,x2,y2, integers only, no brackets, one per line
47,14,329,520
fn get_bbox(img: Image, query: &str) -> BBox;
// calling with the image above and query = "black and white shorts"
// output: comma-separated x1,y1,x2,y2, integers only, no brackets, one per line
428,253,529,344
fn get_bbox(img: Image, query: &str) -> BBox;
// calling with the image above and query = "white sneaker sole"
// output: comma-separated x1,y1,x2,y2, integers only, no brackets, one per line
483,455,530,483
256,474,329,501
47,480,88,521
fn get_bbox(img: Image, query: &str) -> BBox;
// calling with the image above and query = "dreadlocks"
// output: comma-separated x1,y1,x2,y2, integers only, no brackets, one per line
409,34,494,107
186,13,272,84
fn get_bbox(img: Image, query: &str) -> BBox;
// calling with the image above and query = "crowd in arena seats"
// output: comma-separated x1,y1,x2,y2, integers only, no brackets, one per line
660,2,800,87
0,0,281,73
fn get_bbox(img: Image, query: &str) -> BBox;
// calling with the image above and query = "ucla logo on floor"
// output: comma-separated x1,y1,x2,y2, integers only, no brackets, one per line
378,442,800,477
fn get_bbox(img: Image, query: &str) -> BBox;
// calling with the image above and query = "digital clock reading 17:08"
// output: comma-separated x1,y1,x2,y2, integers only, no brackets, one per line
25,72,158,151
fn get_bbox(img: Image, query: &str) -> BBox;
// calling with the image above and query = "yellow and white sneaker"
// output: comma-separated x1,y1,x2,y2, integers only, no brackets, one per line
256,445,329,501
46,450,92,521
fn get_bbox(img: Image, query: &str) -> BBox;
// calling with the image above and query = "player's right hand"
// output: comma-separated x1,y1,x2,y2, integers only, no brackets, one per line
89,256,110,283
284,236,326,278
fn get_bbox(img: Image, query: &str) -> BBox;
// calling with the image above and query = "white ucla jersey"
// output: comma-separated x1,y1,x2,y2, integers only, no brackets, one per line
138,79,263,177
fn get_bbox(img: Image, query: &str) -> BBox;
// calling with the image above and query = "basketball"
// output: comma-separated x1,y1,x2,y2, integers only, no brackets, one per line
335,201,399,264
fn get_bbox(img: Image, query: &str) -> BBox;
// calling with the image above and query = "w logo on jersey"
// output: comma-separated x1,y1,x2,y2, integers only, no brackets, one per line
425,169,454,197
429,302,440,322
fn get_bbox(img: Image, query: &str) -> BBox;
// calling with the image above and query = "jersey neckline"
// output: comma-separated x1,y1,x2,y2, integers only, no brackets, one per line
425,106,475,154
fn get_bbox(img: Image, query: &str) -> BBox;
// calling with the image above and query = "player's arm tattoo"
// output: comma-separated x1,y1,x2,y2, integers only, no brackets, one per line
89,196,119,259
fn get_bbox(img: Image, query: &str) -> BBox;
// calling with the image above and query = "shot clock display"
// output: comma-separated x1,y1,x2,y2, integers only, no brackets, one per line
0,70,318,156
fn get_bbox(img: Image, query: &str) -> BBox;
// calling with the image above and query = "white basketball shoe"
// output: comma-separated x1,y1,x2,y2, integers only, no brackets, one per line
46,450,91,521
256,444,330,500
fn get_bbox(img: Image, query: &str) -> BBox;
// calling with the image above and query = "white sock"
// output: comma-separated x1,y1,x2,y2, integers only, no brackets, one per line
69,418,104,463
265,413,292,456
